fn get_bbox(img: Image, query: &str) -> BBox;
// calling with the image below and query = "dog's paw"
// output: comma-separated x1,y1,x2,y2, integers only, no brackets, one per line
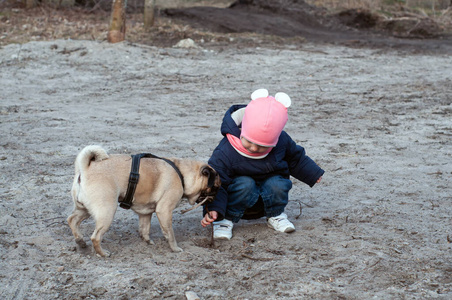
96,250,111,258
75,238,87,248
171,246,183,252
141,236,155,245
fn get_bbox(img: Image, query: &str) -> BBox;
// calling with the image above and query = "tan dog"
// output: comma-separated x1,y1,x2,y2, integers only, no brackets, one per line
67,145,220,257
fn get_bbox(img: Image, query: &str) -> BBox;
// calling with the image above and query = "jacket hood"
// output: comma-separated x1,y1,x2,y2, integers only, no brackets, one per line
220,104,246,138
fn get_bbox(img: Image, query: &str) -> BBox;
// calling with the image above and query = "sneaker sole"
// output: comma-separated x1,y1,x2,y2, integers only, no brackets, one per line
284,227,295,233
267,223,295,233
213,236,232,240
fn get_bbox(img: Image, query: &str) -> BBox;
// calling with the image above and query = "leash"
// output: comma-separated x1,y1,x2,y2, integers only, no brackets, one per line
119,153,185,209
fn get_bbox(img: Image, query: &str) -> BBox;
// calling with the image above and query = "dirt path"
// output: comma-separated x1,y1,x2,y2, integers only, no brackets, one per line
163,0,452,54
0,37,451,299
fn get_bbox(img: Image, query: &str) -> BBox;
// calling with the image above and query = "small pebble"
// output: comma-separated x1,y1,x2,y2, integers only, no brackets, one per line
185,291,200,300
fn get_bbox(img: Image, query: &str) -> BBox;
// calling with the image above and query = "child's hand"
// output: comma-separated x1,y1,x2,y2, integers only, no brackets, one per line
201,211,218,227
316,176,322,183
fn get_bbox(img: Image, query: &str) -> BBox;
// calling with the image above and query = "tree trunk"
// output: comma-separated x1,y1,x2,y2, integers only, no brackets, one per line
25,0,35,8
108,0,126,43
144,0,156,31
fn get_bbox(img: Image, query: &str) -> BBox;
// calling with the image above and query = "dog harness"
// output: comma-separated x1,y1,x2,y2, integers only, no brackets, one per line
119,153,185,209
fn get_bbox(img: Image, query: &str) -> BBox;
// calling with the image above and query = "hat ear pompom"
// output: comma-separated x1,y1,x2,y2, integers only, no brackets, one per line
275,92,291,108
251,88,269,100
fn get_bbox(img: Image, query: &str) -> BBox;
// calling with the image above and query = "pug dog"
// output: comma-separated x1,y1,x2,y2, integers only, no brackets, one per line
67,145,220,257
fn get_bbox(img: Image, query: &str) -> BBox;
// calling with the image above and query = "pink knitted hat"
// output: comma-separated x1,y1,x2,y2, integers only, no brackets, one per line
241,89,291,147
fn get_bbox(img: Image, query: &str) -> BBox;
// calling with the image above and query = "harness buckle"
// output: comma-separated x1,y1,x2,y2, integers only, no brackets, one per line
128,172,140,184
119,202,132,209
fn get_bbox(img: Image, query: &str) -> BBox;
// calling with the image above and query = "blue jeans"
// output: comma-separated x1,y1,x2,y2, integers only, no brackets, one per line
225,175,292,223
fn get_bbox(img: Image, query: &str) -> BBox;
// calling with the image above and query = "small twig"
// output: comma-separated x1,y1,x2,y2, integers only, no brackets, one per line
14,177,35,190
348,258,382,284
428,200,439,210
295,201,302,219
180,197,211,214
241,254,274,261
205,207,215,248
210,223,215,247
47,221,66,227
25,216,66,226
16,44,22,62
407,20,422,35
43,216,66,222
26,220,66,227
427,171,443,176
88,0,108,13
58,47,86,55
245,271,263,280
301,201,314,208
266,248,285,256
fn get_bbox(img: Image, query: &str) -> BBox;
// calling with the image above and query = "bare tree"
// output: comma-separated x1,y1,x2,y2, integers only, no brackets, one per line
144,0,156,30
108,0,126,43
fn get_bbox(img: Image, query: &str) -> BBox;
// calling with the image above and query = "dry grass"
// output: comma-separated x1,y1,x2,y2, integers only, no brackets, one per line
0,0,450,47
154,0,233,8
306,0,382,11
306,0,452,11
0,5,303,47
306,0,452,32
0,7,112,46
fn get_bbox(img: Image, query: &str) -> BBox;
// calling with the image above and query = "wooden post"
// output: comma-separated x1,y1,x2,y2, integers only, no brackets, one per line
144,0,156,31
108,0,127,43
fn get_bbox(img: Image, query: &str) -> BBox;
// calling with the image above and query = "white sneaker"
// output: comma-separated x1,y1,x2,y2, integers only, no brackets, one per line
267,213,295,233
213,219,233,240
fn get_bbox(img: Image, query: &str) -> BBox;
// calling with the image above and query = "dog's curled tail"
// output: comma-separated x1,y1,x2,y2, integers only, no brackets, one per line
75,145,109,174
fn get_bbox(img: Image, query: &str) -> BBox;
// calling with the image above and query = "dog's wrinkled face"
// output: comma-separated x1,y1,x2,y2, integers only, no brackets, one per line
196,166,221,204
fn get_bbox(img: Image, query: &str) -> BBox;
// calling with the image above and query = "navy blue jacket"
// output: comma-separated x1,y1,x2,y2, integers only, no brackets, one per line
206,105,325,218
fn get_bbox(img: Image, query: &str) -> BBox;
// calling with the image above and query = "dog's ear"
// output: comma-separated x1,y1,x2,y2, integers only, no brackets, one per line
202,166,217,188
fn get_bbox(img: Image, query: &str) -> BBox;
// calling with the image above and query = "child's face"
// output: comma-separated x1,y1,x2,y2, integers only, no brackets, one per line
241,137,272,154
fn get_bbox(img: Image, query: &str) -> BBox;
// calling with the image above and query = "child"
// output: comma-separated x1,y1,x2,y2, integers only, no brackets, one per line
201,89,324,239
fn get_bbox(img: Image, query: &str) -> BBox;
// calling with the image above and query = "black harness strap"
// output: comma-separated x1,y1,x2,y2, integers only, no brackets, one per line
119,153,185,209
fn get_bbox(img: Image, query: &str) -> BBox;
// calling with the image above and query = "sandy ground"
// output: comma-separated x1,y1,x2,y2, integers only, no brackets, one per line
0,38,451,299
